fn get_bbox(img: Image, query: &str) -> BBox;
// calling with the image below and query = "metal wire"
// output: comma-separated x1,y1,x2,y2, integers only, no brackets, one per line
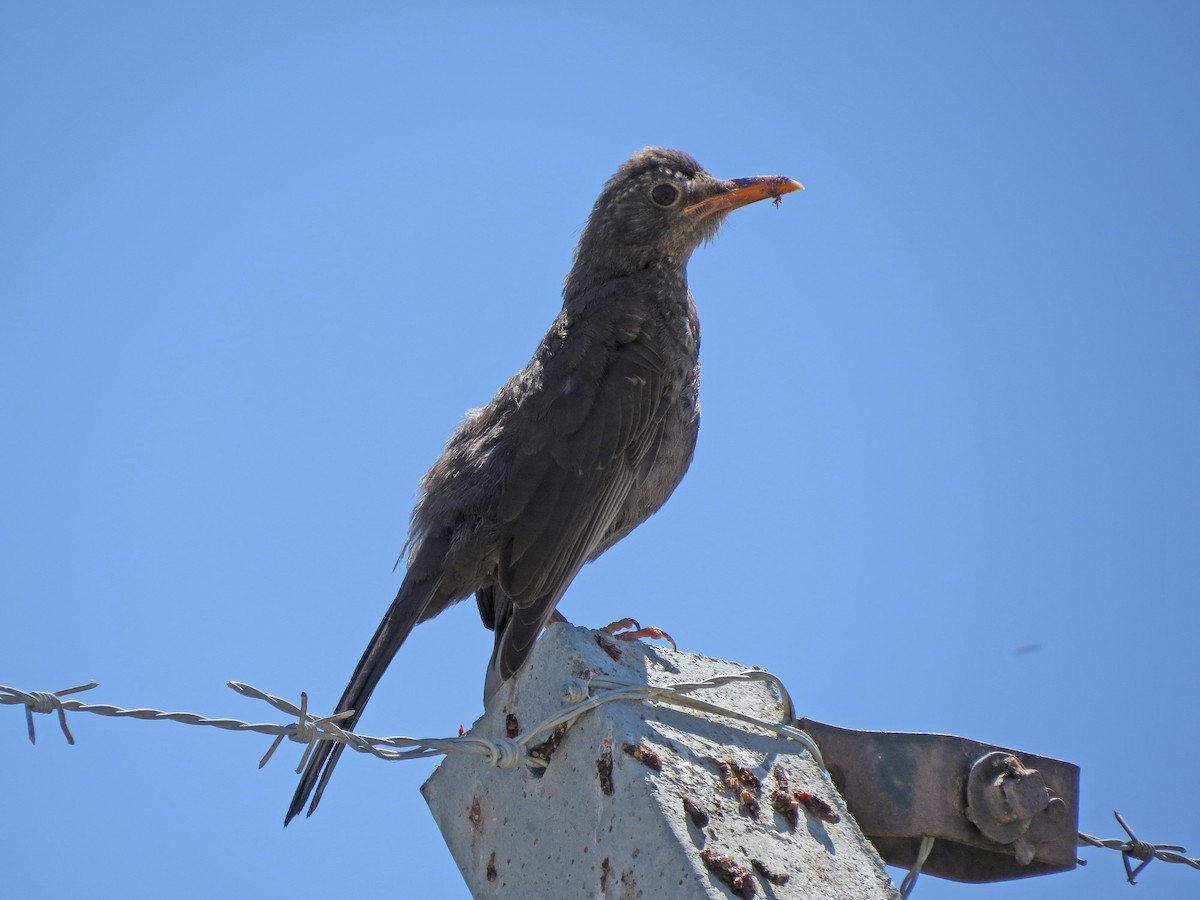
8,680,1196,891
1077,811,1200,884
2,669,821,776
898,836,935,899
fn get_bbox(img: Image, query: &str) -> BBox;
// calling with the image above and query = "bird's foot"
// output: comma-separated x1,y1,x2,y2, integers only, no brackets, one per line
600,617,677,650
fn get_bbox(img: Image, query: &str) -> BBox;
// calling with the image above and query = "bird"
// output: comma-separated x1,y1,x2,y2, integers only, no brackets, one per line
285,147,801,825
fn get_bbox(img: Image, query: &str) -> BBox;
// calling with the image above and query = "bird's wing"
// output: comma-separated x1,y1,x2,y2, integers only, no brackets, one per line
487,320,671,685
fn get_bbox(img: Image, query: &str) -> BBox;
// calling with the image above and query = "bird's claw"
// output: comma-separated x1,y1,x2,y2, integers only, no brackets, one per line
600,617,677,650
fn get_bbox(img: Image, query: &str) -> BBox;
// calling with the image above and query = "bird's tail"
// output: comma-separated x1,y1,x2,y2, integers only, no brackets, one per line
482,591,555,704
284,572,438,825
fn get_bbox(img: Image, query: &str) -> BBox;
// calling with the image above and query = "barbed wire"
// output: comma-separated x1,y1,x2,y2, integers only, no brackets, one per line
1077,811,1200,884
894,814,1200,898
1,670,819,776
6,680,1196,889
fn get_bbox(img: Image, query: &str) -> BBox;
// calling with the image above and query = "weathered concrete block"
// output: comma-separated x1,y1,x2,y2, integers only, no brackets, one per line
422,623,900,898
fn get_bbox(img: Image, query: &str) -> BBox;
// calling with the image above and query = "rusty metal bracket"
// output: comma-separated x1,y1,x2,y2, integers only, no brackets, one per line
797,719,1080,883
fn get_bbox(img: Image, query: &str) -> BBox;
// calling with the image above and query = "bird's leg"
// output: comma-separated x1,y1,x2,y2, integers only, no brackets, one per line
547,609,571,625
600,617,677,650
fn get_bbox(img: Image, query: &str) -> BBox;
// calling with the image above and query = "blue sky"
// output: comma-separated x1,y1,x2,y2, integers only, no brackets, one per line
3,4,1198,898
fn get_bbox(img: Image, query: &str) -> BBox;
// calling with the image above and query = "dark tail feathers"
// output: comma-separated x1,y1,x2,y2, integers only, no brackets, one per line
284,573,437,825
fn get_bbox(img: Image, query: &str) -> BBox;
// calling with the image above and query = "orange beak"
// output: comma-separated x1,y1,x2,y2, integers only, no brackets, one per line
685,175,804,220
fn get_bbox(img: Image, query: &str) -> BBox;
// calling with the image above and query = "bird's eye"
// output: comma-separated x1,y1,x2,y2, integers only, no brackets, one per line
650,183,679,207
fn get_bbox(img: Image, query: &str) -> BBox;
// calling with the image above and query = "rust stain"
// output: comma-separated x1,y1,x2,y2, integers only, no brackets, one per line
597,740,615,795
795,790,841,824
682,795,710,828
751,859,789,886
700,849,757,898
527,723,568,764
622,742,662,770
595,633,623,661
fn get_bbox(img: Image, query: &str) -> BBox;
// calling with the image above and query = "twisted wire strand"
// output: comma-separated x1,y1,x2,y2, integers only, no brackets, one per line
9,680,1196,888
3,668,818,775
1077,811,1199,884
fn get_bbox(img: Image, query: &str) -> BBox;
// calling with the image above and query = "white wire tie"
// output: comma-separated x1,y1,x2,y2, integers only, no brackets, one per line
560,678,590,704
483,736,524,769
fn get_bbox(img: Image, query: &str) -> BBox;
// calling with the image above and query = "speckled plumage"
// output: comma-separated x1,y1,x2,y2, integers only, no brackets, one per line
286,148,800,824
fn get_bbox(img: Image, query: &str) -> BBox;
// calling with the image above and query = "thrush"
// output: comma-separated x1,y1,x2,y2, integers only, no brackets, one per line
285,147,801,824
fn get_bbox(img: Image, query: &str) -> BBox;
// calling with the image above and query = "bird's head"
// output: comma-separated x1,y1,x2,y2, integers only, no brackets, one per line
569,147,802,282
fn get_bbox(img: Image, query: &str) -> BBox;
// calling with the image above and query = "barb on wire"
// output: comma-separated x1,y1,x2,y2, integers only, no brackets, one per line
1077,811,1199,884
8,682,99,745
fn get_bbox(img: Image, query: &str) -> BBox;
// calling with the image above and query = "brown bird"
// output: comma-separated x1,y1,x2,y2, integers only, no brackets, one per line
285,147,801,824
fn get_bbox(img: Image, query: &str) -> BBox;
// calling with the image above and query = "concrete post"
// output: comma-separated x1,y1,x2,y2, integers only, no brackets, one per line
423,623,900,899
